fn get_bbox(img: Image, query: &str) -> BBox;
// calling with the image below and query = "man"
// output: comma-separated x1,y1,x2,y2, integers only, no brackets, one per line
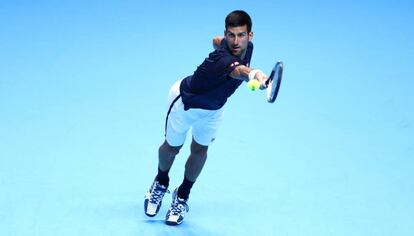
144,10,269,225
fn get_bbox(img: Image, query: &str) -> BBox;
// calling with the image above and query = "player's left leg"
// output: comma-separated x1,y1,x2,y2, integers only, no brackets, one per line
166,138,208,225
165,107,223,225
180,138,208,198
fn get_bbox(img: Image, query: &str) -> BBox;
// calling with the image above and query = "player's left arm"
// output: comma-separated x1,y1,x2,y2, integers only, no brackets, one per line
230,65,268,90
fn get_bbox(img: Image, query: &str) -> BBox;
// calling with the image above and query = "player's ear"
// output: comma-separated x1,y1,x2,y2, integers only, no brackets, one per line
248,31,253,41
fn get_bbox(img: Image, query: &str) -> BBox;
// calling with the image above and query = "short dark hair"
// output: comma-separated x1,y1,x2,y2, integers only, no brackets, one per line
225,10,252,32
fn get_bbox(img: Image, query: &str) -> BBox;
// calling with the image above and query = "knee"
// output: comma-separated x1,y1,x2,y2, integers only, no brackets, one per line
191,143,208,158
160,140,182,157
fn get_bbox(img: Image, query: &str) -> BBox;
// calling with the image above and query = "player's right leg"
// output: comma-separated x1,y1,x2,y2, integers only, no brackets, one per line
144,141,182,217
144,177,169,217
144,79,191,217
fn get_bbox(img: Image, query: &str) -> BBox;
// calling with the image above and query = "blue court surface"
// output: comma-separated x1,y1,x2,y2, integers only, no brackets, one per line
1,1,413,235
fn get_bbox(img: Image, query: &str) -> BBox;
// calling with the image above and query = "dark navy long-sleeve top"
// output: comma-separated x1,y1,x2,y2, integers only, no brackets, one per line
180,40,253,110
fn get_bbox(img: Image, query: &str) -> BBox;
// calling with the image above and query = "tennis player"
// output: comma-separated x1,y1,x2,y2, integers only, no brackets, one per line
144,10,269,225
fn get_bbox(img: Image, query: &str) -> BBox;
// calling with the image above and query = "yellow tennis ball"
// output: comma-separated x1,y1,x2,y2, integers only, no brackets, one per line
247,79,260,91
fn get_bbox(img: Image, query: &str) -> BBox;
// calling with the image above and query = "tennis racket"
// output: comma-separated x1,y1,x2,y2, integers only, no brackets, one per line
265,61,284,103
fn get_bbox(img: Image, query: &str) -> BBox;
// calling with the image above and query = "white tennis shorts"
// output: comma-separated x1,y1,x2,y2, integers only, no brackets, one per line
165,80,224,147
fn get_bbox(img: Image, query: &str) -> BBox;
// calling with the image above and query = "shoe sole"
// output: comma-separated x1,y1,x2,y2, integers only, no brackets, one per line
166,220,181,226
145,212,157,217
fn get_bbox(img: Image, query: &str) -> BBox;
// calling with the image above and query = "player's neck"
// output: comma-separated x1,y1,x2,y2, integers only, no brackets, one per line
239,49,247,60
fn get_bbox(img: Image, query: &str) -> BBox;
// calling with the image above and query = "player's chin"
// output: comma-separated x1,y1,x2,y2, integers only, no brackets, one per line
231,48,242,56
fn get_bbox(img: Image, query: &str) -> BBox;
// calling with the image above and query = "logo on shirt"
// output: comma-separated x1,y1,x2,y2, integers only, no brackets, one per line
230,61,240,67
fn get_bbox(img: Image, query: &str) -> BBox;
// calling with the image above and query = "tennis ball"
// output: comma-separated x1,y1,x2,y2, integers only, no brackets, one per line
247,79,260,91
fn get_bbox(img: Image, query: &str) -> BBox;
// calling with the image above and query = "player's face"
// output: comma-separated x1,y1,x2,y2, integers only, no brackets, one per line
224,25,253,57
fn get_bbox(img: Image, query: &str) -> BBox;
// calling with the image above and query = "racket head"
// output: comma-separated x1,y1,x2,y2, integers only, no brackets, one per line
267,61,283,103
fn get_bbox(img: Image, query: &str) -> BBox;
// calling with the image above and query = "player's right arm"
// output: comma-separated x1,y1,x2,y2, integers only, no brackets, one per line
212,36,224,50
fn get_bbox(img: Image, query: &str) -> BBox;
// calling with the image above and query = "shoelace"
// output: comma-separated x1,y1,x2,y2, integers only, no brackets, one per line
170,199,188,215
149,183,168,204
